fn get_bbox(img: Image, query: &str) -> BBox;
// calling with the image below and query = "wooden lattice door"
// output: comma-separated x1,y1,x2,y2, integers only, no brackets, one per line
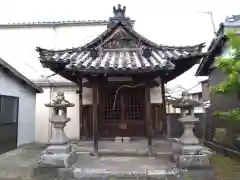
101,87,145,138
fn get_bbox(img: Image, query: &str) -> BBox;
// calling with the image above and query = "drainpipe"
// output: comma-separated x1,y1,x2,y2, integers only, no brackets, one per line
41,76,54,142
196,11,217,36
48,25,57,140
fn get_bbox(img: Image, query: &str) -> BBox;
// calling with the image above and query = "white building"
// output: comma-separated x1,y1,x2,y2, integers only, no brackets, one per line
0,57,42,151
166,84,205,114
0,20,108,143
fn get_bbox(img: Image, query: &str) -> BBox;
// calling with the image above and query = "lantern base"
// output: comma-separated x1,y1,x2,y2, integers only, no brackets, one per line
181,144,203,155
38,144,77,168
177,154,211,168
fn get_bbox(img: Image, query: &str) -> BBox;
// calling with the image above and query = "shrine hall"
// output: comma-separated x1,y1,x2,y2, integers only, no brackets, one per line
37,4,206,154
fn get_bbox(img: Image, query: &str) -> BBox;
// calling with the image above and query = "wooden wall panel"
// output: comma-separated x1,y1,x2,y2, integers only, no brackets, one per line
82,105,93,139
81,103,165,139
151,104,164,136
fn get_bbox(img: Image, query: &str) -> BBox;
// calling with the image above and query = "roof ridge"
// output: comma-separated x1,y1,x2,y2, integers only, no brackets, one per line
36,46,83,54
2,19,107,24
37,21,205,54
0,20,107,26
123,25,205,51
37,44,205,54
158,43,206,50
36,23,116,54
225,14,240,23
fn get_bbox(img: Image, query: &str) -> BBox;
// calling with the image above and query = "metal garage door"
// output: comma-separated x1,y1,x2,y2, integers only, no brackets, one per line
0,95,18,154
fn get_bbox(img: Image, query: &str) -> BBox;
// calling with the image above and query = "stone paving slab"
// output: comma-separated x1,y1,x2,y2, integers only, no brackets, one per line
0,144,45,180
0,143,175,180
0,143,216,180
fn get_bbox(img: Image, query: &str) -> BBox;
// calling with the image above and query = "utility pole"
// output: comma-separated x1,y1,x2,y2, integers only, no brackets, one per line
195,10,217,36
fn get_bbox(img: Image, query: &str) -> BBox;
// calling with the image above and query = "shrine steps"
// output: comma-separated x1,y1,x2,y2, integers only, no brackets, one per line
73,139,172,158
33,154,177,180
71,155,177,180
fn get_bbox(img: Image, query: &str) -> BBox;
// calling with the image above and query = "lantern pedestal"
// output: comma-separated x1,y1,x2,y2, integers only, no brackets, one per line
38,144,77,168
48,115,70,145
178,114,203,157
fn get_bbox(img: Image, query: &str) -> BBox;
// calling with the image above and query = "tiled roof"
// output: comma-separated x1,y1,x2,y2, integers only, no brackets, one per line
224,15,240,27
34,79,76,87
37,21,205,75
38,48,174,73
195,23,227,76
196,14,240,76
37,4,206,81
38,44,204,74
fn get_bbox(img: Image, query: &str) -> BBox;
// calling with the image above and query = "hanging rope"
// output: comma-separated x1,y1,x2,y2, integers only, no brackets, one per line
112,83,145,110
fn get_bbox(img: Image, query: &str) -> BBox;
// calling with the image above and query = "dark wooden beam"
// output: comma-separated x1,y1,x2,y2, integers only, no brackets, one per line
92,79,99,156
145,84,152,156
98,77,105,139
78,79,83,140
160,76,167,137
83,78,159,88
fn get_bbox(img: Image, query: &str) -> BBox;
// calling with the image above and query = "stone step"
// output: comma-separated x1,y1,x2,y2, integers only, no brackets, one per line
98,151,172,158
73,145,172,157
34,155,178,180
70,168,177,180
84,149,172,158
33,164,216,180
96,149,149,157
71,156,176,179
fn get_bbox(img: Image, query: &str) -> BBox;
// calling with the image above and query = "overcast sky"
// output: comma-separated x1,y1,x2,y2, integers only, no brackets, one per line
1,0,239,89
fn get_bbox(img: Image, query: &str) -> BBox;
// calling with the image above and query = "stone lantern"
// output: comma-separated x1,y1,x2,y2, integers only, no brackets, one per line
37,91,78,169
173,91,201,148
172,91,212,169
45,91,74,145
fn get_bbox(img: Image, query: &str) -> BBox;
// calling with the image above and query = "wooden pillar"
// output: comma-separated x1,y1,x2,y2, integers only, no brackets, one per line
98,77,104,138
78,79,83,140
145,84,152,156
92,80,98,156
160,76,168,137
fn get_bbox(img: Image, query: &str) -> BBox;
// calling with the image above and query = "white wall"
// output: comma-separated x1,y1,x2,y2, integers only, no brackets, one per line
0,24,107,144
0,69,36,146
0,27,55,80
166,93,204,114
211,43,231,69
150,77,162,104
0,25,105,81
35,86,91,143
35,87,51,143
82,87,93,105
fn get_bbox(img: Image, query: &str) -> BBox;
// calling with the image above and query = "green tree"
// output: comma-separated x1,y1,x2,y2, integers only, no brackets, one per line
212,31,240,121
212,31,240,150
